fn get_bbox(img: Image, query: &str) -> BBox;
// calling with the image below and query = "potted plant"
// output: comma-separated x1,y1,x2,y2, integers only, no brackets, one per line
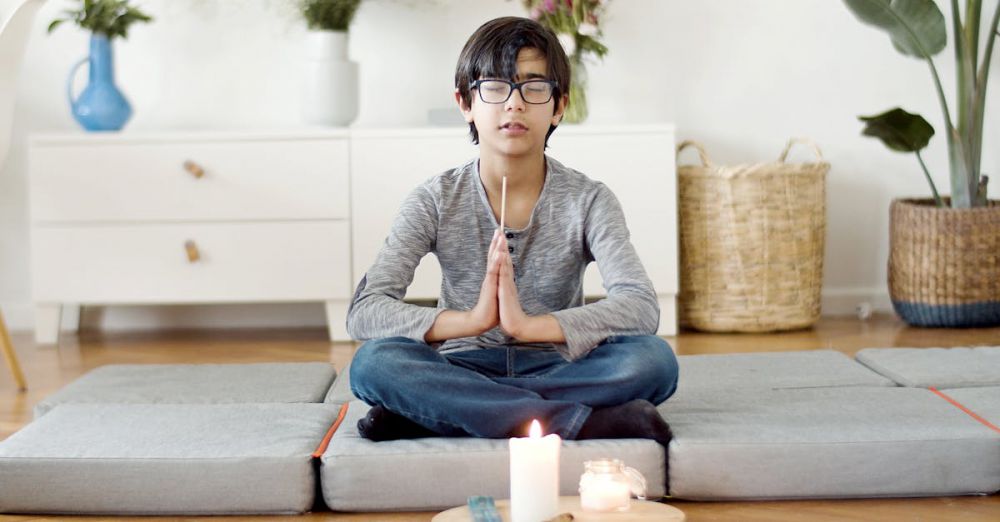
520,0,609,123
298,0,363,126
48,0,153,131
845,0,999,327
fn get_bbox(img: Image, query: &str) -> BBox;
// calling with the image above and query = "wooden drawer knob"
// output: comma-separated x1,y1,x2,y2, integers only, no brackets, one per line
184,240,201,263
183,160,205,179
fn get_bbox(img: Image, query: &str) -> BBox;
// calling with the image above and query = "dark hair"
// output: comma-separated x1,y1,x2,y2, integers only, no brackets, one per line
455,17,571,147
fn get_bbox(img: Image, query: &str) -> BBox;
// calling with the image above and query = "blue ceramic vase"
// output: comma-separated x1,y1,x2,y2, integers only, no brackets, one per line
67,34,132,131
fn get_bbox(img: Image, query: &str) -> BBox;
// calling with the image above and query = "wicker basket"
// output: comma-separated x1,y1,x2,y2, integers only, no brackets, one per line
889,198,1000,327
676,139,828,332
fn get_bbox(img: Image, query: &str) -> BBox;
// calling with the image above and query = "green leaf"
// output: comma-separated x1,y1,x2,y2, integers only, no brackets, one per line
299,0,362,31
47,19,65,34
858,107,936,152
843,0,946,58
47,0,152,40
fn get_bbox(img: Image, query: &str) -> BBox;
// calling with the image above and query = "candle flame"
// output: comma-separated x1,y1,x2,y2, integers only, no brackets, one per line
529,419,542,438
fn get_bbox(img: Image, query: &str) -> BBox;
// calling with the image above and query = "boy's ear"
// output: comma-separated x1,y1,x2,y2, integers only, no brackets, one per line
552,93,569,126
455,89,474,123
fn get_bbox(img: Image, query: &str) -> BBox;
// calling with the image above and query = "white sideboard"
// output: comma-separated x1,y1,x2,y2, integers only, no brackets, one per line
29,124,677,343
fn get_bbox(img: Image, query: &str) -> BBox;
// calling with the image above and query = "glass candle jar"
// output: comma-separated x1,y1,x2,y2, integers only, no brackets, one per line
578,458,647,512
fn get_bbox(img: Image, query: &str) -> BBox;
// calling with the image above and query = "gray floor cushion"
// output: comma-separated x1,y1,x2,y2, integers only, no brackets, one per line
660,386,1000,500
931,387,1000,434
855,346,1000,388
319,401,666,512
34,362,337,418
325,362,355,405
0,403,343,515
676,350,895,394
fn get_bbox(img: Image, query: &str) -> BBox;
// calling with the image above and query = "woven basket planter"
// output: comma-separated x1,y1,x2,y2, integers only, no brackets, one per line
676,139,828,332
889,198,1000,327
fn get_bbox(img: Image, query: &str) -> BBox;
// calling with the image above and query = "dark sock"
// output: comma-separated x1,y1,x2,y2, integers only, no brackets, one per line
357,405,438,442
576,399,673,448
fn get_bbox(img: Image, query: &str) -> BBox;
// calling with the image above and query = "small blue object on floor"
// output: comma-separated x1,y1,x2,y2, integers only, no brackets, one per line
467,496,502,522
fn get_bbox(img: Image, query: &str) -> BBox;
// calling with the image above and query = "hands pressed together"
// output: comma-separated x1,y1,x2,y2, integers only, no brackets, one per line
425,225,564,344
470,228,531,339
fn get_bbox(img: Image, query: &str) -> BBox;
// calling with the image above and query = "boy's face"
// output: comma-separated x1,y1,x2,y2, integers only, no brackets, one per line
456,47,568,159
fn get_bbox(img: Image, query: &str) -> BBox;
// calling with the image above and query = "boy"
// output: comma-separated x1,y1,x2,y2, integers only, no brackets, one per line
346,16,678,446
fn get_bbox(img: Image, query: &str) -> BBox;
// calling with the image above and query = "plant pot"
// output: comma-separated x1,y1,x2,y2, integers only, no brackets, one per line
301,30,359,126
888,198,1000,327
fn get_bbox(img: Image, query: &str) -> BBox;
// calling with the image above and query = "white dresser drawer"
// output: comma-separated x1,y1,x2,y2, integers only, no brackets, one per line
31,221,351,303
30,139,349,223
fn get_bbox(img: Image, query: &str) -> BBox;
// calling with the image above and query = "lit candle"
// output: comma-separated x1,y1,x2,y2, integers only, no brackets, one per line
580,479,630,512
509,419,560,522
578,458,643,512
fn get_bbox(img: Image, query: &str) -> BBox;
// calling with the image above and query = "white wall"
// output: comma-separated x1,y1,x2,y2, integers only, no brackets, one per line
1,0,997,331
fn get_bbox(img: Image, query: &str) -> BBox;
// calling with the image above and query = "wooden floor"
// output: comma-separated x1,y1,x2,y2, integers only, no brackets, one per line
0,314,998,521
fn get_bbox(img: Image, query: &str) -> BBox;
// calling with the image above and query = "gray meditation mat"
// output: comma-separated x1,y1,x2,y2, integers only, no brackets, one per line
675,349,895,394
0,403,342,515
34,362,337,418
319,401,666,512
325,362,355,405
932,386,1000,437
660,386,1000,500
855,346,1000,388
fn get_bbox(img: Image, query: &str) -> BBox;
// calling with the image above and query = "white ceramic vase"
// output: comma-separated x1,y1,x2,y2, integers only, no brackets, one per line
302,30,359,126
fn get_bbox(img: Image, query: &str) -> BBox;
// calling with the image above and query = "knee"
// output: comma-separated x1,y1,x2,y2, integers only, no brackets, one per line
611,336,678,401
349,337,420,386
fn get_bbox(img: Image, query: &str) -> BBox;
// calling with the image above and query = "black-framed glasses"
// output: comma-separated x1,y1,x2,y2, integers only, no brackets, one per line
469,79,557,104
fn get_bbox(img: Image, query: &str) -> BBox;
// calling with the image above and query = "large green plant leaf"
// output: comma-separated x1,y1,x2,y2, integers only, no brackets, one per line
859,107,935,152
844,0,947,58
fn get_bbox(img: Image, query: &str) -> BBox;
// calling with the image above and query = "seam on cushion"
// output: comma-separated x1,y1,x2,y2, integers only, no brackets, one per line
928,387,1000,435
670,438,998,446
312,403,350,457
0,456,312,461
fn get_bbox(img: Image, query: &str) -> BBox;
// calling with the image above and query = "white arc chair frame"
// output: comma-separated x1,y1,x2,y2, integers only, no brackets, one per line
1,0,47,391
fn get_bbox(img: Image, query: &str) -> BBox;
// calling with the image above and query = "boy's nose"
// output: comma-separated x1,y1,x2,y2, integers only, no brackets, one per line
504,89,526,111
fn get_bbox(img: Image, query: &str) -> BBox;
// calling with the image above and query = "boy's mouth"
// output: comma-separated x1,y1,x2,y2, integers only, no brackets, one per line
500,122,528,131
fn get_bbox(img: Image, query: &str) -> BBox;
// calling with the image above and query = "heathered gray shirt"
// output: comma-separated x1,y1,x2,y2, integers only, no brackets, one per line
345,155,659,361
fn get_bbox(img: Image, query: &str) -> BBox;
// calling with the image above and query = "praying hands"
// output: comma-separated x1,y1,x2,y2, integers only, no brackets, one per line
467,228,530,339
426,177,566,344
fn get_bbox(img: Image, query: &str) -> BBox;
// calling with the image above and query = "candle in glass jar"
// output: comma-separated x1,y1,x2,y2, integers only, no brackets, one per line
509,419,560,522
579,458,639,512
580,479,630,511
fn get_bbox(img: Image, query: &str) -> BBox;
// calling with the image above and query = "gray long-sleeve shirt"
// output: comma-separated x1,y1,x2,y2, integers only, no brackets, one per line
346,155,659,361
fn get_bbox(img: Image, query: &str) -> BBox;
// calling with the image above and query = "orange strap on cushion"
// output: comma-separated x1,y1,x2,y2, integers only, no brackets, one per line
929,387,1000,435
313,402,351,458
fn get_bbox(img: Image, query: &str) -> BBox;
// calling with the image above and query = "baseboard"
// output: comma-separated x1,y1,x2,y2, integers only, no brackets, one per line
820,288,894,317
0,302,327,333
1,288,895,333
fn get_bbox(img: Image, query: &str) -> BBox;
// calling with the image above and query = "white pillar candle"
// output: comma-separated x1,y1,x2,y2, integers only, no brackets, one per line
509,420,560,522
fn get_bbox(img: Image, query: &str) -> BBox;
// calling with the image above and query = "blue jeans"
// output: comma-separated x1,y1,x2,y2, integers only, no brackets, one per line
349,335,678,439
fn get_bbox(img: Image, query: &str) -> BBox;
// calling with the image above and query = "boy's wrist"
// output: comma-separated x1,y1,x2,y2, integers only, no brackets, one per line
505,314,533,341
510,315,565,344
468,310,495,336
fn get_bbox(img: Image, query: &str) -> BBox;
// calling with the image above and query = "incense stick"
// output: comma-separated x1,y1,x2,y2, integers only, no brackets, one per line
500,176,507,231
